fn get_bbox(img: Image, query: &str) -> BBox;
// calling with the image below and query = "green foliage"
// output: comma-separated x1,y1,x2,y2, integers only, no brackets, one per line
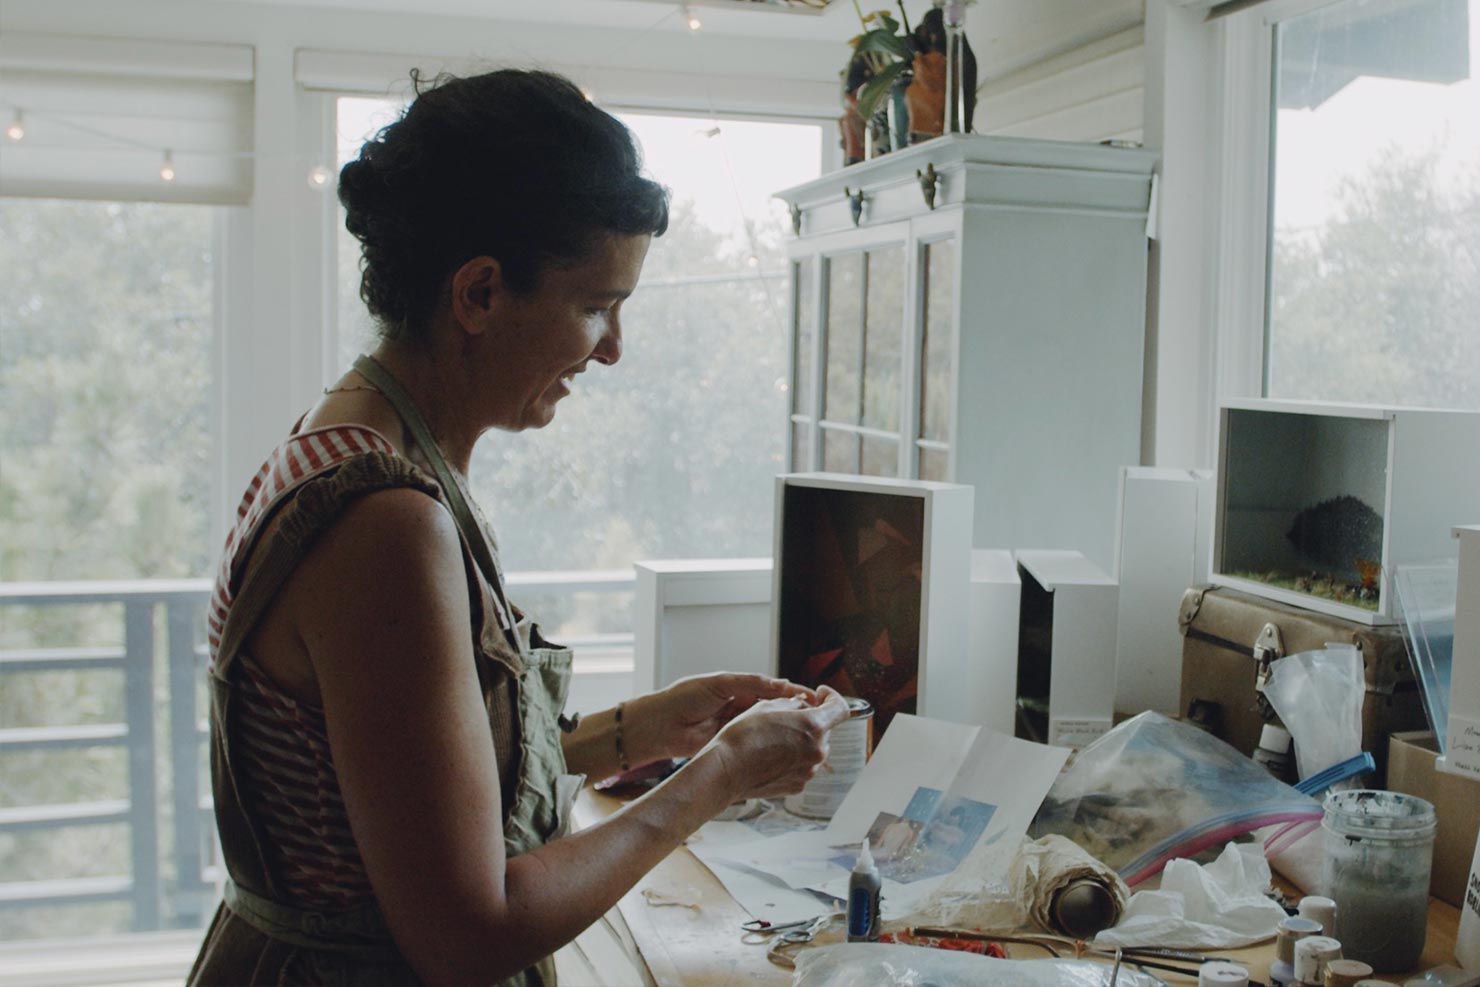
0,199,215,583
1268,145,1480,409
856,61,910,126
0,199,215,940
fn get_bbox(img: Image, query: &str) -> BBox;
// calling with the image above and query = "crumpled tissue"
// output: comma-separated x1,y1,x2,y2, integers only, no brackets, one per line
1093,842,1287,948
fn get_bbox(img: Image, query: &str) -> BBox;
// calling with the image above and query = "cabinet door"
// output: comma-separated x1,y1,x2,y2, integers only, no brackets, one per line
788,257,817,471
818,244,905,477
916,237,956,482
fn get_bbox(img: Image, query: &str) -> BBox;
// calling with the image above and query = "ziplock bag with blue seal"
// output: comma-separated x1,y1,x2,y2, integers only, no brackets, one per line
1028,712,1321,886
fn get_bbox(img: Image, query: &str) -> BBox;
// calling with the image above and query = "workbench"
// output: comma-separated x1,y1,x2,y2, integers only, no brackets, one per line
569,787,1464,987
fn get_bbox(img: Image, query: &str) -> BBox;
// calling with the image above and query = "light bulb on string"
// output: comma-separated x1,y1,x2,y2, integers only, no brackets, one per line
159,149,176,182
681,3,701,31
308,164,332,189
6,109,24,142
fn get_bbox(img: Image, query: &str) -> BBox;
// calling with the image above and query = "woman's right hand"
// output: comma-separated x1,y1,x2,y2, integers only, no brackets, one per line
705,686,851,801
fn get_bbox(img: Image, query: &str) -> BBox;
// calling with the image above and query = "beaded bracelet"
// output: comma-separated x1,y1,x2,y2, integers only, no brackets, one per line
614,700,631,772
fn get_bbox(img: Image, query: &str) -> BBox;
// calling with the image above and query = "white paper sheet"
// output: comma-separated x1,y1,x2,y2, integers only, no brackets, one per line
689,715,1069,920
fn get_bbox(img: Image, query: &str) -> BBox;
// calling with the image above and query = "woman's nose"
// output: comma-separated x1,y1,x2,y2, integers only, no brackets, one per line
592,317,622,366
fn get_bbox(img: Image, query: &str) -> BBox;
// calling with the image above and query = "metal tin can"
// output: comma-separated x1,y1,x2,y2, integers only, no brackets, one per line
785,697,874,820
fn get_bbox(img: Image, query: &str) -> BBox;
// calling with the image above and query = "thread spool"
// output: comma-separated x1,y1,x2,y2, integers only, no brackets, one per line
1294,935,1343,985
1323,959,1375,987
1299,895,1338,935
1199,960,1251,986
784,697,874,819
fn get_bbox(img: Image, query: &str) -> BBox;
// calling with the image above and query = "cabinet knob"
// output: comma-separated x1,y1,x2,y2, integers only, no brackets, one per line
843,187,866,226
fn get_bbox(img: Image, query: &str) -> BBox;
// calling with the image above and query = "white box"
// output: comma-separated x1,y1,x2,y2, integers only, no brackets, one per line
968,549,1021,735
770,473,972,735
633,559,773,692
1113,466,1214,716
1213,399,1480,625
1015,549,1119,749
1443,525,1480,781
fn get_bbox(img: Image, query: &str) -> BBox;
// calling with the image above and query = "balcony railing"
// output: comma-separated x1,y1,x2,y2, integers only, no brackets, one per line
0,572,634,939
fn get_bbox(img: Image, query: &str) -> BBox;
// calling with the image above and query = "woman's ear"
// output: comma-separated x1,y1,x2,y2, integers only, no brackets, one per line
448,256,504,337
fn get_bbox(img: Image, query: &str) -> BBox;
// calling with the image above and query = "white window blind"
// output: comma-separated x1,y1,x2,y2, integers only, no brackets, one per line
0,33,254,205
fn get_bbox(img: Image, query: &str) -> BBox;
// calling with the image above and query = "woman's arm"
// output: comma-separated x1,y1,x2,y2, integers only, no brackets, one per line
562,673,822,779
291,490,846,986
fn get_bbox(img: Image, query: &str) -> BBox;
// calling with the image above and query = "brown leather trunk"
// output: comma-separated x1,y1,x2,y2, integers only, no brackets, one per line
1177,585,1427,786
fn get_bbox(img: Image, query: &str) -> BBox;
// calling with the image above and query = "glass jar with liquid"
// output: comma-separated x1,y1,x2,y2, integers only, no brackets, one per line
1321,790,1435,971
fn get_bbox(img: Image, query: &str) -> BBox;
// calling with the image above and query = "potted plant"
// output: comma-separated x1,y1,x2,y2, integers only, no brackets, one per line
840,2,977,165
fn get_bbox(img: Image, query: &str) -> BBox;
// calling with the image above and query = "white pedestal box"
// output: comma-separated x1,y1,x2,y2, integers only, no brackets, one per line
1113,467,1215,717
633,559,773,692
968,549,1021,735
771,473,973,736
1442,525,1480,781
1015,549,1119,749
1213,399,1480,625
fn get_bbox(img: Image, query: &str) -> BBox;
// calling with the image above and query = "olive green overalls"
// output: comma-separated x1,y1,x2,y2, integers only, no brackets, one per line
188,355,583,986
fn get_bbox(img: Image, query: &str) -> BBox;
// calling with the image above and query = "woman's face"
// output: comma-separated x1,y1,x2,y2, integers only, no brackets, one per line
489,232,651,432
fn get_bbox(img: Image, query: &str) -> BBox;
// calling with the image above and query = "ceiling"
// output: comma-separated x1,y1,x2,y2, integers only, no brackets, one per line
205,0,1146,78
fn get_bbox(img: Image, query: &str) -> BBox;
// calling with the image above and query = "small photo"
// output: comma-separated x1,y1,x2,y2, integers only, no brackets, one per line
835,788,997,884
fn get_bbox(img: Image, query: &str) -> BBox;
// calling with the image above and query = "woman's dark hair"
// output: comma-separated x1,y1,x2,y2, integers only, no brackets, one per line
339,69,670,340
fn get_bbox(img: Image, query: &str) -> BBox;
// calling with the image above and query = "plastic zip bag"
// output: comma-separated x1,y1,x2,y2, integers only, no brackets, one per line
1028,712,1321,885
794,942,1163,986
1261,644,1366,783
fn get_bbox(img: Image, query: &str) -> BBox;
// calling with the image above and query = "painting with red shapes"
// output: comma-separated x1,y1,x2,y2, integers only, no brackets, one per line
776,484,925,737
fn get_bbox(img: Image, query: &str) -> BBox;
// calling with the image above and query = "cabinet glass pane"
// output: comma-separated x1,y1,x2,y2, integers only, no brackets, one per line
822,429,860,474
791,421,812,471
861,436,898,477
918,446,949,482
920,239,956,443
823,253,864,425
792,259,814,417
862,246,904,431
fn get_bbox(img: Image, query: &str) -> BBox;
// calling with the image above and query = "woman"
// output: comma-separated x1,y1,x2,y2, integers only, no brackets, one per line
189,69,847,987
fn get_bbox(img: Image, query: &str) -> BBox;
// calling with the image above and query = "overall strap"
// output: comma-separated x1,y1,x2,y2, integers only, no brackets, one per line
214,452,441,677
352,353,525,657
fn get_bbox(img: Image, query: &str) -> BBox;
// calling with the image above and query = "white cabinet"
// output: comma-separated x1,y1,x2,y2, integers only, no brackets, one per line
775,134,1156,571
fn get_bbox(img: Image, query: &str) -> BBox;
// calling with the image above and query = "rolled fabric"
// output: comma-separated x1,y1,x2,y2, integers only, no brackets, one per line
1025,835,1131,937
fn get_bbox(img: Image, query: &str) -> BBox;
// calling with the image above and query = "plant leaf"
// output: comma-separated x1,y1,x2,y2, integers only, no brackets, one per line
854,29,910,59
856,60,908,122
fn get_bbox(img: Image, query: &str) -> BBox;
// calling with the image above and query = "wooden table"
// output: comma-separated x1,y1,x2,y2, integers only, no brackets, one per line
574,787,1463,986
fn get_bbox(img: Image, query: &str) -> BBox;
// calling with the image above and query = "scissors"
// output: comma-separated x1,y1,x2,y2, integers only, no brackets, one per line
739,911,838,946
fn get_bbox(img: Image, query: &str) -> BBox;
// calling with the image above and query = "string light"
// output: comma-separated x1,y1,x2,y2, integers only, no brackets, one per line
681,3,702,31
6,109,24,142
159,149,176,182
308,164,332,189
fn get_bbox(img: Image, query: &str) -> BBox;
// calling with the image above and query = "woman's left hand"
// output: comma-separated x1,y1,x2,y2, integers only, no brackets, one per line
636,673,822,763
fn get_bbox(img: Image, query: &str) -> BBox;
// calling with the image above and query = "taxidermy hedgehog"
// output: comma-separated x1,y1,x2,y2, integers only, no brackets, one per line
1285,495,1382,576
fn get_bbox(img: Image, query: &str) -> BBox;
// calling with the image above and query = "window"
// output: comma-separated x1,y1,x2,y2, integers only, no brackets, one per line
1266,0,1480,409
334,98,822,645
0,198,219,940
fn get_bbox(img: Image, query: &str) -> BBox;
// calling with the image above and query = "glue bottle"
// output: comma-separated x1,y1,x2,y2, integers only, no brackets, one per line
847,841,881,942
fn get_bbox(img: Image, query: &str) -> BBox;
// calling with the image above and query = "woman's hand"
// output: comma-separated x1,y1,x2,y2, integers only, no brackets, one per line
631,672,823,763
705,686,852,801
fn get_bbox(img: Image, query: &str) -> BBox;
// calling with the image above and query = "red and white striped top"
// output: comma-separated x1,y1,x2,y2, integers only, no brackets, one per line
209,424,398,906
207,425,395,660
